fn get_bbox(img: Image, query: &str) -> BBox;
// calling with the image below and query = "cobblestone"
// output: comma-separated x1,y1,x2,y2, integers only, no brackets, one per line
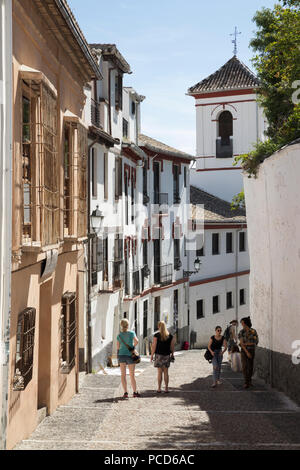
15,351,300,450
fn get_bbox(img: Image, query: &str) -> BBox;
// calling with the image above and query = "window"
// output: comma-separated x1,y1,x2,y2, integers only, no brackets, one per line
227,292,233,309
21,79,59,245
240,289,246,305
64,124,73,234
131,101,136,115
226,232,233,254
115,73,123,110
61,292,76,373
143,300,148,339
154,297,160,330
218,111,233,144
77,124,88,239
143,240,148,266
134,302,138,334
212,233,220,255
104,153,108,200
173,164,180,204
212,295,219,314
143,160,148,204
91,236,103,286
123,118,129,139
196,299,204,319
239,232,246,252
184,166,187,188
115,157,122,199
174,238,181,270
174,290,179,331
197,235,205,257
91,147,97,198
14,307,36,391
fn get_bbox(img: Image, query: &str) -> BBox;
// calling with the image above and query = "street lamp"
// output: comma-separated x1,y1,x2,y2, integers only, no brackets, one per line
90,205,104,235
183,257,202,278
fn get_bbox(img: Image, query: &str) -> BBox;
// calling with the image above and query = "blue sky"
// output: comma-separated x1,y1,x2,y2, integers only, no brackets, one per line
69,0,276,155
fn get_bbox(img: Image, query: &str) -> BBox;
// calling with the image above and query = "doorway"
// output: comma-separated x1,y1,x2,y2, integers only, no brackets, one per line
38,280,52,411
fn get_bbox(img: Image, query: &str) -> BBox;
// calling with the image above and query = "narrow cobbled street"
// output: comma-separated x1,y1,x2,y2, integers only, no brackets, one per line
15,351,300,450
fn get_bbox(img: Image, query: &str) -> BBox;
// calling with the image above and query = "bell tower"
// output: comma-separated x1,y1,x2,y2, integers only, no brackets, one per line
188,55,266,202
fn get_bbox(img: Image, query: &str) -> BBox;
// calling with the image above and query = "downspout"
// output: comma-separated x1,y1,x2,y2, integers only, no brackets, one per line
86,139,98,374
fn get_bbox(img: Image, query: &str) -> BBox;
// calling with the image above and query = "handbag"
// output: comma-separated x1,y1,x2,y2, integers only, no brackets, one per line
204,348,213,363
119,333,141,364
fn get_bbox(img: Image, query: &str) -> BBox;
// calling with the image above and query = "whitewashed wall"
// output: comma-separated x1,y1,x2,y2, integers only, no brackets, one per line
244,142,300,357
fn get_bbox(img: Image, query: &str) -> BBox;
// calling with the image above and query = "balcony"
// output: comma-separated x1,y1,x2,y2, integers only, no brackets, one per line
153,192,168,214
91,99,101,128
154,264,173,286
216,136,233,158
132,269,141,296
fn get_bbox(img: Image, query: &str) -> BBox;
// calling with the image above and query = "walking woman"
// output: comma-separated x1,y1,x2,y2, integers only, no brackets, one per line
208,326,228,388
151,321,175,393
117,319,141,398
238,317,259,389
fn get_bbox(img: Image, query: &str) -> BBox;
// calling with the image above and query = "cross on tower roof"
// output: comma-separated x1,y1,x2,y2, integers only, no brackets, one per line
230,27,241,56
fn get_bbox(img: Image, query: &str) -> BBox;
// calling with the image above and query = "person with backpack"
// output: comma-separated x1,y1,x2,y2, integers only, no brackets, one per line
207,326,228,388
117,319,141,398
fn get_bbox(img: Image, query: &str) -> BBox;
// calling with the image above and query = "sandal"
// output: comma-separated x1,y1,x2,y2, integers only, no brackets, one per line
157,390,162,394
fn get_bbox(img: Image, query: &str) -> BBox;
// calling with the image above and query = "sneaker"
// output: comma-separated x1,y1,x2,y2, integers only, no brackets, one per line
123,392,129,399
211,383,217,388
133,392,141,398
217,380,223,385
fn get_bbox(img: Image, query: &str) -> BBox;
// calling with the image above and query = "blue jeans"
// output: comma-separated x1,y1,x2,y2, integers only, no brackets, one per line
212,350,223,382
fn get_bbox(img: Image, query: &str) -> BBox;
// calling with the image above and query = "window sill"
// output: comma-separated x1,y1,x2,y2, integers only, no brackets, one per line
22,242,63,254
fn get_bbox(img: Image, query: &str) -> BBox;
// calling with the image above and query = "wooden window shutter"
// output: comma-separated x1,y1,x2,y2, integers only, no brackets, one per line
61,292,77,373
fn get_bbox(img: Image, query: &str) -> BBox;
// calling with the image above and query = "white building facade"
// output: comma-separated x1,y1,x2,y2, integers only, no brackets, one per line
85,45,193,371
186,56,258,346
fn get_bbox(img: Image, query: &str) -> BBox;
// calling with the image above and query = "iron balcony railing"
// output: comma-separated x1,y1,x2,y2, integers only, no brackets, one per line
216,136,233,158
154,264,173,286
91,98,101,128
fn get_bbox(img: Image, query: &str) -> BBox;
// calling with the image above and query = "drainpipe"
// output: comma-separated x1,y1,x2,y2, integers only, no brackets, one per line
0,0,12,450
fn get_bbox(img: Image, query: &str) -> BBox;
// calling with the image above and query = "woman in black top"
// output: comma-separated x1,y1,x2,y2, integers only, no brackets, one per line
208,326,227,388
151,321,175,393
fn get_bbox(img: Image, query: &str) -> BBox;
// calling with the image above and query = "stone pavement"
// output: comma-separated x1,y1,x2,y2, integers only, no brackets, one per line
15,350,300,450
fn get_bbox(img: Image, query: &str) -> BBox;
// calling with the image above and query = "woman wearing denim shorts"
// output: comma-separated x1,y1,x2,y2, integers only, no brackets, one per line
117,319,141,398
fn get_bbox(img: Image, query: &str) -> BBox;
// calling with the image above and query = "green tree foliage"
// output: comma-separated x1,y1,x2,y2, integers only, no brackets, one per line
234,1,300,181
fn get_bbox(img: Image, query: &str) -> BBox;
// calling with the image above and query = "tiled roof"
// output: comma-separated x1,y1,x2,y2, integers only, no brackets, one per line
188,56,259,94
89,43,131,74
139,134,194,160
190,186,246,223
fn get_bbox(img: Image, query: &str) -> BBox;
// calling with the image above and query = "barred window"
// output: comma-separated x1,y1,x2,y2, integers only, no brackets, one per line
21,79,59,246
64,122,74,235
14,308,36,391
77,125,88,238
61,292,77,374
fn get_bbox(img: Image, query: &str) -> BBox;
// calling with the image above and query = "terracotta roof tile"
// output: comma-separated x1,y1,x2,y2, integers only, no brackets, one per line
139,134,194,160
188,56,259,94
190,186,246,223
